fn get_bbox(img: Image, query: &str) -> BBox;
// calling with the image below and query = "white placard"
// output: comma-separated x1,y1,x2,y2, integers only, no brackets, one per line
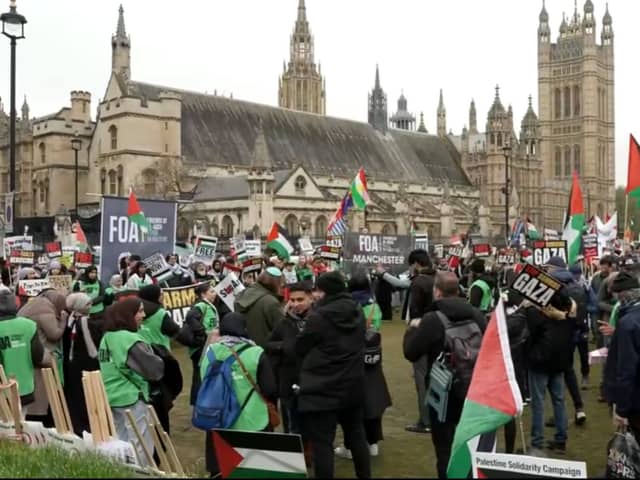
245,240,261,258
47,429,88,453
18,278,51,297
20,421,50,448
213,272,245,311
298,237,314,254
3,235,32,259
472,452,587,478
194,235,218,263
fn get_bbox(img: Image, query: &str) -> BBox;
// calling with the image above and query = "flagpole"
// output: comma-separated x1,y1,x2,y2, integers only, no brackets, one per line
624,194,629,242
518,415,527,455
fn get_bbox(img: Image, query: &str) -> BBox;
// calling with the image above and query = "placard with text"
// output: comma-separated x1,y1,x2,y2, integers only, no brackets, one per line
532,240,568,266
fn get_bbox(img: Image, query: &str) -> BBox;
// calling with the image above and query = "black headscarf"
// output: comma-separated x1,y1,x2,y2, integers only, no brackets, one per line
219,312,249,338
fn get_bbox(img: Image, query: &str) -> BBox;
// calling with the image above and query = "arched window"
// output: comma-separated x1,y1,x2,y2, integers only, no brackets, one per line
39,142,46,164
294,175,307,193
108,169,117,195
117,165,123,196
497,133,503,147
100,168,106,194
574,145,581,175
555,147,562,177
44,179,50,212
564,146,571,176
490,133,495,145
142,169,157,196
39,181,45,203
109,125,118,150
564,87,571,117
554,89,562,119
314,216,327,239
284,214,299,236
221,215,234,238
573,85,581,116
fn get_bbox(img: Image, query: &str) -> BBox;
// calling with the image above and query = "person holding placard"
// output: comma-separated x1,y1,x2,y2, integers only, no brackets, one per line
72,266,106,317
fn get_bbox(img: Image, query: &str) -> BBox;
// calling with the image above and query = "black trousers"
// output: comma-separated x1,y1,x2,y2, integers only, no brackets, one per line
429,407,457,480
302,406,371,479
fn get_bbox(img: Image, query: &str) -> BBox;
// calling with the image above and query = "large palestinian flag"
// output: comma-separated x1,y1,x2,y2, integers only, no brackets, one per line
561,172,585,266
627,134,640,205
447,299,523,478
212,429,307,478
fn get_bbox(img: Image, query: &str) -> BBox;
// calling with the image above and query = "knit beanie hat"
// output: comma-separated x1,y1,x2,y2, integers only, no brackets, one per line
611,272,640,293
138,284,162,303
470,258,485,275
316,271,346,296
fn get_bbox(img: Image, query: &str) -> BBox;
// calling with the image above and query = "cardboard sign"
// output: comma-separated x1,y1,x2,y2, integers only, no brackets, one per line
3,235,33,259
434,244,444,259
532,240,568,266
214,272,245,311
242,257,263,274
162,280,215,327
320,245,341,261
298,237,314,255
497,251,517,265
245,240,261,258
473,244,491,258
283,269,298,285
45,241,63,259
10,249,34,266
583,234,598,263
231,236,246,258
222,262,242,278
472,452,586,478
510,264,563,308
47,275,73,295
447,245,464,259
60,246,77,269
18,278,51,297
413,233,429,252
326,236,343,248
142,252,171,279
74,252,93,269
194,235,218,263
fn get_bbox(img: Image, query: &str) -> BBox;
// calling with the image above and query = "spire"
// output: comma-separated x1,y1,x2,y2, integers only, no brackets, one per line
417,112,427,133
437,89,446,137
297,0,307,23
251,121,273,173
603,2,612,25
111,4,131,80
469,99,478,134
21,95,29,121
438,89,445,111
375,64,380,90
294,0,309,35
368,65,387,133
116,4,126,39
488,84,506,119
539,0,549,23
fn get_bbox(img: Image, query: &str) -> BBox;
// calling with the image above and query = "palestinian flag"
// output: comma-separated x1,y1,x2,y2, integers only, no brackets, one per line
267,223,294,259
212,429,306,478
127,188,151,234
73,221,89,252
447,299,523,479
627,134,640,206
350,167,370,210
526,220,542,240
561,172,585,266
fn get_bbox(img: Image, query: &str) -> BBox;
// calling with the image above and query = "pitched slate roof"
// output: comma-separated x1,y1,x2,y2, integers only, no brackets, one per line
195,170,291,202
127,80,471,186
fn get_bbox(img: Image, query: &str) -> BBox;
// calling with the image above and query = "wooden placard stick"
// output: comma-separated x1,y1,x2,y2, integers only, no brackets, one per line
7,381,23,435
145,413,169,473
42,369,64,433
89,373,109,442
82,373,102,444
0,364,8,383
51,361,72,433
94,371,116,437
125,409,157,470
0,380,14,423
161,430,184,476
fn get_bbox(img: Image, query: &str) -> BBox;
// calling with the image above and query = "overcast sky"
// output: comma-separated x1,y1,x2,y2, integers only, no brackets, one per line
0,0,634,185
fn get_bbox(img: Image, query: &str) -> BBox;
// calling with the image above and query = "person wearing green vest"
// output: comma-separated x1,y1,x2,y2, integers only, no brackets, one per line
200,311,276,478
104,274,125,307
72,266,106,316
0,285,49,408
182,283,219,405
99,298,164,467
468,258,496,314
296,257,314,282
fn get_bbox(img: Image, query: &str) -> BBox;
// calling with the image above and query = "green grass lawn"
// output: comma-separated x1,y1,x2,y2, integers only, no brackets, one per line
170,320,612,478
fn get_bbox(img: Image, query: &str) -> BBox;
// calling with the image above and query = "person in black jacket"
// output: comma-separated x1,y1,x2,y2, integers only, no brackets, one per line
403,272,486,479
266,281,312,435
296,271,370,479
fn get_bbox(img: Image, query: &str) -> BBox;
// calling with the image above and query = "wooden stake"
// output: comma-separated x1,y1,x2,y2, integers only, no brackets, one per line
42,369,65,433
125,409,157,470
94,371,116,437
51,360,73,433
7,381,22,435
90,373,110,441
145,413,169,473
0,364,8,383
82,373,103,444
0,365,12,422
162,430,184,477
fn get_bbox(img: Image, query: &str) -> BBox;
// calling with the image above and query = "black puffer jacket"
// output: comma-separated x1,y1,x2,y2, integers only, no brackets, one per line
524,304,573,374
295,292,366,413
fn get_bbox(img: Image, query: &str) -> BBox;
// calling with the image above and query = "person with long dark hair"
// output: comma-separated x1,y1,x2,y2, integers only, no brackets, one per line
72,266,106,317
125,261,153,290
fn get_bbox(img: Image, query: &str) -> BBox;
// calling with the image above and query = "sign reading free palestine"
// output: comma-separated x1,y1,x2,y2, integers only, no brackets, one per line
99,196,177,285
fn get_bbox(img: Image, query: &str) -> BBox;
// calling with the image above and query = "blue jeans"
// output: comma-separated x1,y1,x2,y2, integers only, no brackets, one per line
529,371,567,448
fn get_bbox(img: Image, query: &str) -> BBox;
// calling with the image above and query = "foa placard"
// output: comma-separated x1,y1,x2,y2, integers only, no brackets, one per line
532,240,567,266
510,264,563,308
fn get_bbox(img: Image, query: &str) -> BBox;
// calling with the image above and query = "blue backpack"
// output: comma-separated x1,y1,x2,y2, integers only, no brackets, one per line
192,344,250,431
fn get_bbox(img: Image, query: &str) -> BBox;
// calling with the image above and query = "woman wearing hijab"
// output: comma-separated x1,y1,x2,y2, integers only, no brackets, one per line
200,312,277,478
18,289,68,426
72,266,106,317
191,261,214,283
62,292,103,435
99,298,164,467
46,260,66,277
125,261,153,290
104,274,125,306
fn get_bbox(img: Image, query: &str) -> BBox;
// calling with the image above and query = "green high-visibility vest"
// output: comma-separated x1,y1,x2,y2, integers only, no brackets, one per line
0,317,37,397
188,301,218,356
139,308,171,351
362,303,382,332
76,280,104,315
610,301,620,328
470,279,493,312
200,342,268,432
99,331,149,408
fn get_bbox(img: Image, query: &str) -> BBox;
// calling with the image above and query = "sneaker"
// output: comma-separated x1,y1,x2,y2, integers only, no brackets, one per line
545,417,555,428
546,440,566,454
334,446,352,459
575,410,587,426
405,423,431,434
369,444,379,457
581,376,589,390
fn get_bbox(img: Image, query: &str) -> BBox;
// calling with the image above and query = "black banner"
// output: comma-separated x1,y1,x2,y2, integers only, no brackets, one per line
342,233,411,275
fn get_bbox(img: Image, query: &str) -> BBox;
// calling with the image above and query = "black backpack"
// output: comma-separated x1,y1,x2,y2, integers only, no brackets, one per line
435,312,483,400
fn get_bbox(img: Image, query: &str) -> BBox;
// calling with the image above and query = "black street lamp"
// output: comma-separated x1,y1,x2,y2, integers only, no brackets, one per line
1,0,26,219
71,134,82,215
502,141,512,244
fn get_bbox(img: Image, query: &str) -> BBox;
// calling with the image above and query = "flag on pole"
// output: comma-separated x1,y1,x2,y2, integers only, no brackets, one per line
127,189,151,234
561,172,586,265
73,220,89,252
267,223,294,259
327,193,353,236
350,168,370,210
447,299,523,478
627,134,640,205
526,219,542,240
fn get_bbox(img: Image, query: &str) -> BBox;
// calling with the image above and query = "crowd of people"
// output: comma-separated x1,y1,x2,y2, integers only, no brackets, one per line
1,240,639,478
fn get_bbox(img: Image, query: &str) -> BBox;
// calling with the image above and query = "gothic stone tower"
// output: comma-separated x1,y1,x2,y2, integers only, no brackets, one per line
538,0,614,227
278,0,326,115
368,65,388,133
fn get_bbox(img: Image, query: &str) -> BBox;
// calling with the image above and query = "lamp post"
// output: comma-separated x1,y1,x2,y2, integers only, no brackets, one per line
1,0,26,219
71,134,82,215
502,141,512,244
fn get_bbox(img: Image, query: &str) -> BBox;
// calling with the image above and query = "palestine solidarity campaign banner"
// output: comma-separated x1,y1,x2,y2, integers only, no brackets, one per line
99,195,177,284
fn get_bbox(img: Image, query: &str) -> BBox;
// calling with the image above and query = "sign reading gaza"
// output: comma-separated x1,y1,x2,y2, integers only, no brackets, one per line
532,240,568,266
99,196,177,284
343,233,411,275
510,263,563,308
